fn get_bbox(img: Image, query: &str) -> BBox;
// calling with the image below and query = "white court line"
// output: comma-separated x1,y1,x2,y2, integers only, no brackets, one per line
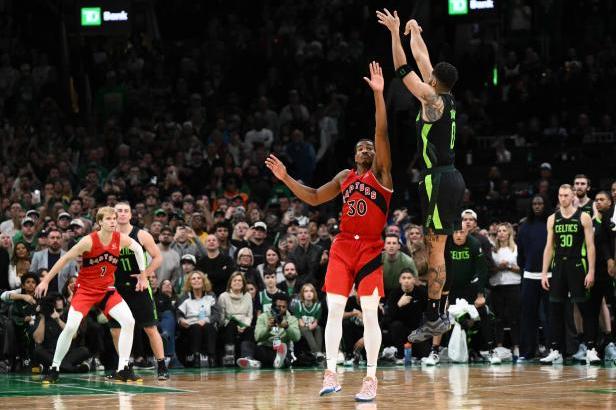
18,378,116,394
19,376,197,395
62,376,196,393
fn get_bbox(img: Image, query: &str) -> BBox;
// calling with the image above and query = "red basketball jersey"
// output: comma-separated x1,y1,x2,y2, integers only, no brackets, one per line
339,169,392,237
77,231,121,291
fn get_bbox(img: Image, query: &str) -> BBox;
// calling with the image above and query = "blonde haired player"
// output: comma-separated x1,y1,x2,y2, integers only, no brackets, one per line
35,207,149,383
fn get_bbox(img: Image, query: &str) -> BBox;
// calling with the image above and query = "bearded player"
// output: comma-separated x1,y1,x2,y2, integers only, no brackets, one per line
266,62,391,402
35,207,149,383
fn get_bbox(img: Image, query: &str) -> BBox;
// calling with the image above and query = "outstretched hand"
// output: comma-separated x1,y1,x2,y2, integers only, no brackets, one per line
363,61,384,93
35,281,48,299
265,154,288,181
404,19,422,36
376,9,400,34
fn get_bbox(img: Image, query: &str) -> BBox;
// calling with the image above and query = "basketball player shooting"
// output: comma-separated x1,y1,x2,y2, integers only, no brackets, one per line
266,62,392,402
377,10,465,342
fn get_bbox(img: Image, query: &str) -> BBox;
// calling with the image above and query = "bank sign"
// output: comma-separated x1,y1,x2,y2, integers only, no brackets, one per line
79,1,130,35
448,0,496,16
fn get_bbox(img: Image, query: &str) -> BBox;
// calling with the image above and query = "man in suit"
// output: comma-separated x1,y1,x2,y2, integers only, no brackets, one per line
30,228,77,293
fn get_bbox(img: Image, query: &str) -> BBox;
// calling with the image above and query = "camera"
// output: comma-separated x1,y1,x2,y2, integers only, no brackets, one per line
270,303,285,325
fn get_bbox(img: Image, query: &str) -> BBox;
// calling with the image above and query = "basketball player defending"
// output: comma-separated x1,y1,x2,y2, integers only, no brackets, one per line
378,10,465,342
35,207,149,383
112,202,167,379
266,62,392,402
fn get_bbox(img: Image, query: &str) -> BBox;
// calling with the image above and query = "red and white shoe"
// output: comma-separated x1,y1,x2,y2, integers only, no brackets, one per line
273,342,288,369
319,369,342,396
355,376,378,402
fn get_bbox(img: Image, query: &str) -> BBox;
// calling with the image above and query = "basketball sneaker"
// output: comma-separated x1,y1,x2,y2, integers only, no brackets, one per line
486,350,502,365
113,365,143,382
41,366,59,384
586,348,601,365
354,376,378,402
157,360,169,381
539,349,563,364
236,357,261,369
573,343,587,362
273,342,288,369
319,369,342,396
423,350,440,366
604,342,616,363
408,314,451,343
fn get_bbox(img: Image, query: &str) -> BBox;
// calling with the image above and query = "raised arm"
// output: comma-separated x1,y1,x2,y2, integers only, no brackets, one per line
405,20,433,82
35,236,92,297
265,154,346,206
377,9,437,104
363,61,392,190
581,213,596,288
541,215,555,290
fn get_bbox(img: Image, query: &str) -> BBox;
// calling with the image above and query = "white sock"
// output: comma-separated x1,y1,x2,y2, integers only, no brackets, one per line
52,308,84,369
325,293,347,372
360,289,382,379
108,301,135,371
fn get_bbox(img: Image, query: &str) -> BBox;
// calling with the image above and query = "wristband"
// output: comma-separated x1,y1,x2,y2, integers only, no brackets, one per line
396,64,412,79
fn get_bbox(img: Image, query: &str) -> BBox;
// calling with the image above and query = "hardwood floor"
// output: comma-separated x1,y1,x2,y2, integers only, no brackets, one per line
1,364,615,409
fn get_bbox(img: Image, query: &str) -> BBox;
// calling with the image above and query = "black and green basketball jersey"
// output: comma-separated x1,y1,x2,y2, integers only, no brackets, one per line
293,301,322,325
579,199,593,216
415,94,457,170
553,208,587,266
116,226,146,288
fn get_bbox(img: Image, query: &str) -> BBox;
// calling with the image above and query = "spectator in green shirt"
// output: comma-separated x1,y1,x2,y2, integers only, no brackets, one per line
254,292,300,368
382,233,418,297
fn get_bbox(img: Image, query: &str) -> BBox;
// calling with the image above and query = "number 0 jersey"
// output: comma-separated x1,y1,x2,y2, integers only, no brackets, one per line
78,231,121,292
339,169,392,237
415,93,457,170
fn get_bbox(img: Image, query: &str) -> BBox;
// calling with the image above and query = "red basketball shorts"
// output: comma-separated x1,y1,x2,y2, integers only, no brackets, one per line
71,284,124,317
323,233,384,297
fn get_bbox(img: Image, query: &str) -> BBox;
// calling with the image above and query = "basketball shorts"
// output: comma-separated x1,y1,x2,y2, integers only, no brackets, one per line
71,284,124,318
549,259,588,303
109,285,158,328
323,233,384,298
419,166,466,235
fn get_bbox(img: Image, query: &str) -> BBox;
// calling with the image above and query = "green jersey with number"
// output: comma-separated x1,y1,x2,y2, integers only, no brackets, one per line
553,208,586,262
415,94,457,170
115,226,146,289
293,301,322,325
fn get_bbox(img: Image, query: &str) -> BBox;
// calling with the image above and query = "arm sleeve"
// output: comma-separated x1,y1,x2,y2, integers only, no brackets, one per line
254,313,268,342
128,238,146,272
1,288,22,303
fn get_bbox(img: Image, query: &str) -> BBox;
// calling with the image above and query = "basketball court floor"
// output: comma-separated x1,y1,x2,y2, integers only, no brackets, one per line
1,364,615,409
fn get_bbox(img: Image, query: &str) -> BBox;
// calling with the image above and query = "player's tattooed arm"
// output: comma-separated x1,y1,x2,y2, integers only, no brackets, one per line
422,93,444,122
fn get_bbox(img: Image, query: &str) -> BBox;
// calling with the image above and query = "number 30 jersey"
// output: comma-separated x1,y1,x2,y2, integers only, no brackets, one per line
78,231,121,292
339,169,392,237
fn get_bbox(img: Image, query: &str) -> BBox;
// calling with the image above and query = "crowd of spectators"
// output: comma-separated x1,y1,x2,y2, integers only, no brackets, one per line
1,0,616,372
